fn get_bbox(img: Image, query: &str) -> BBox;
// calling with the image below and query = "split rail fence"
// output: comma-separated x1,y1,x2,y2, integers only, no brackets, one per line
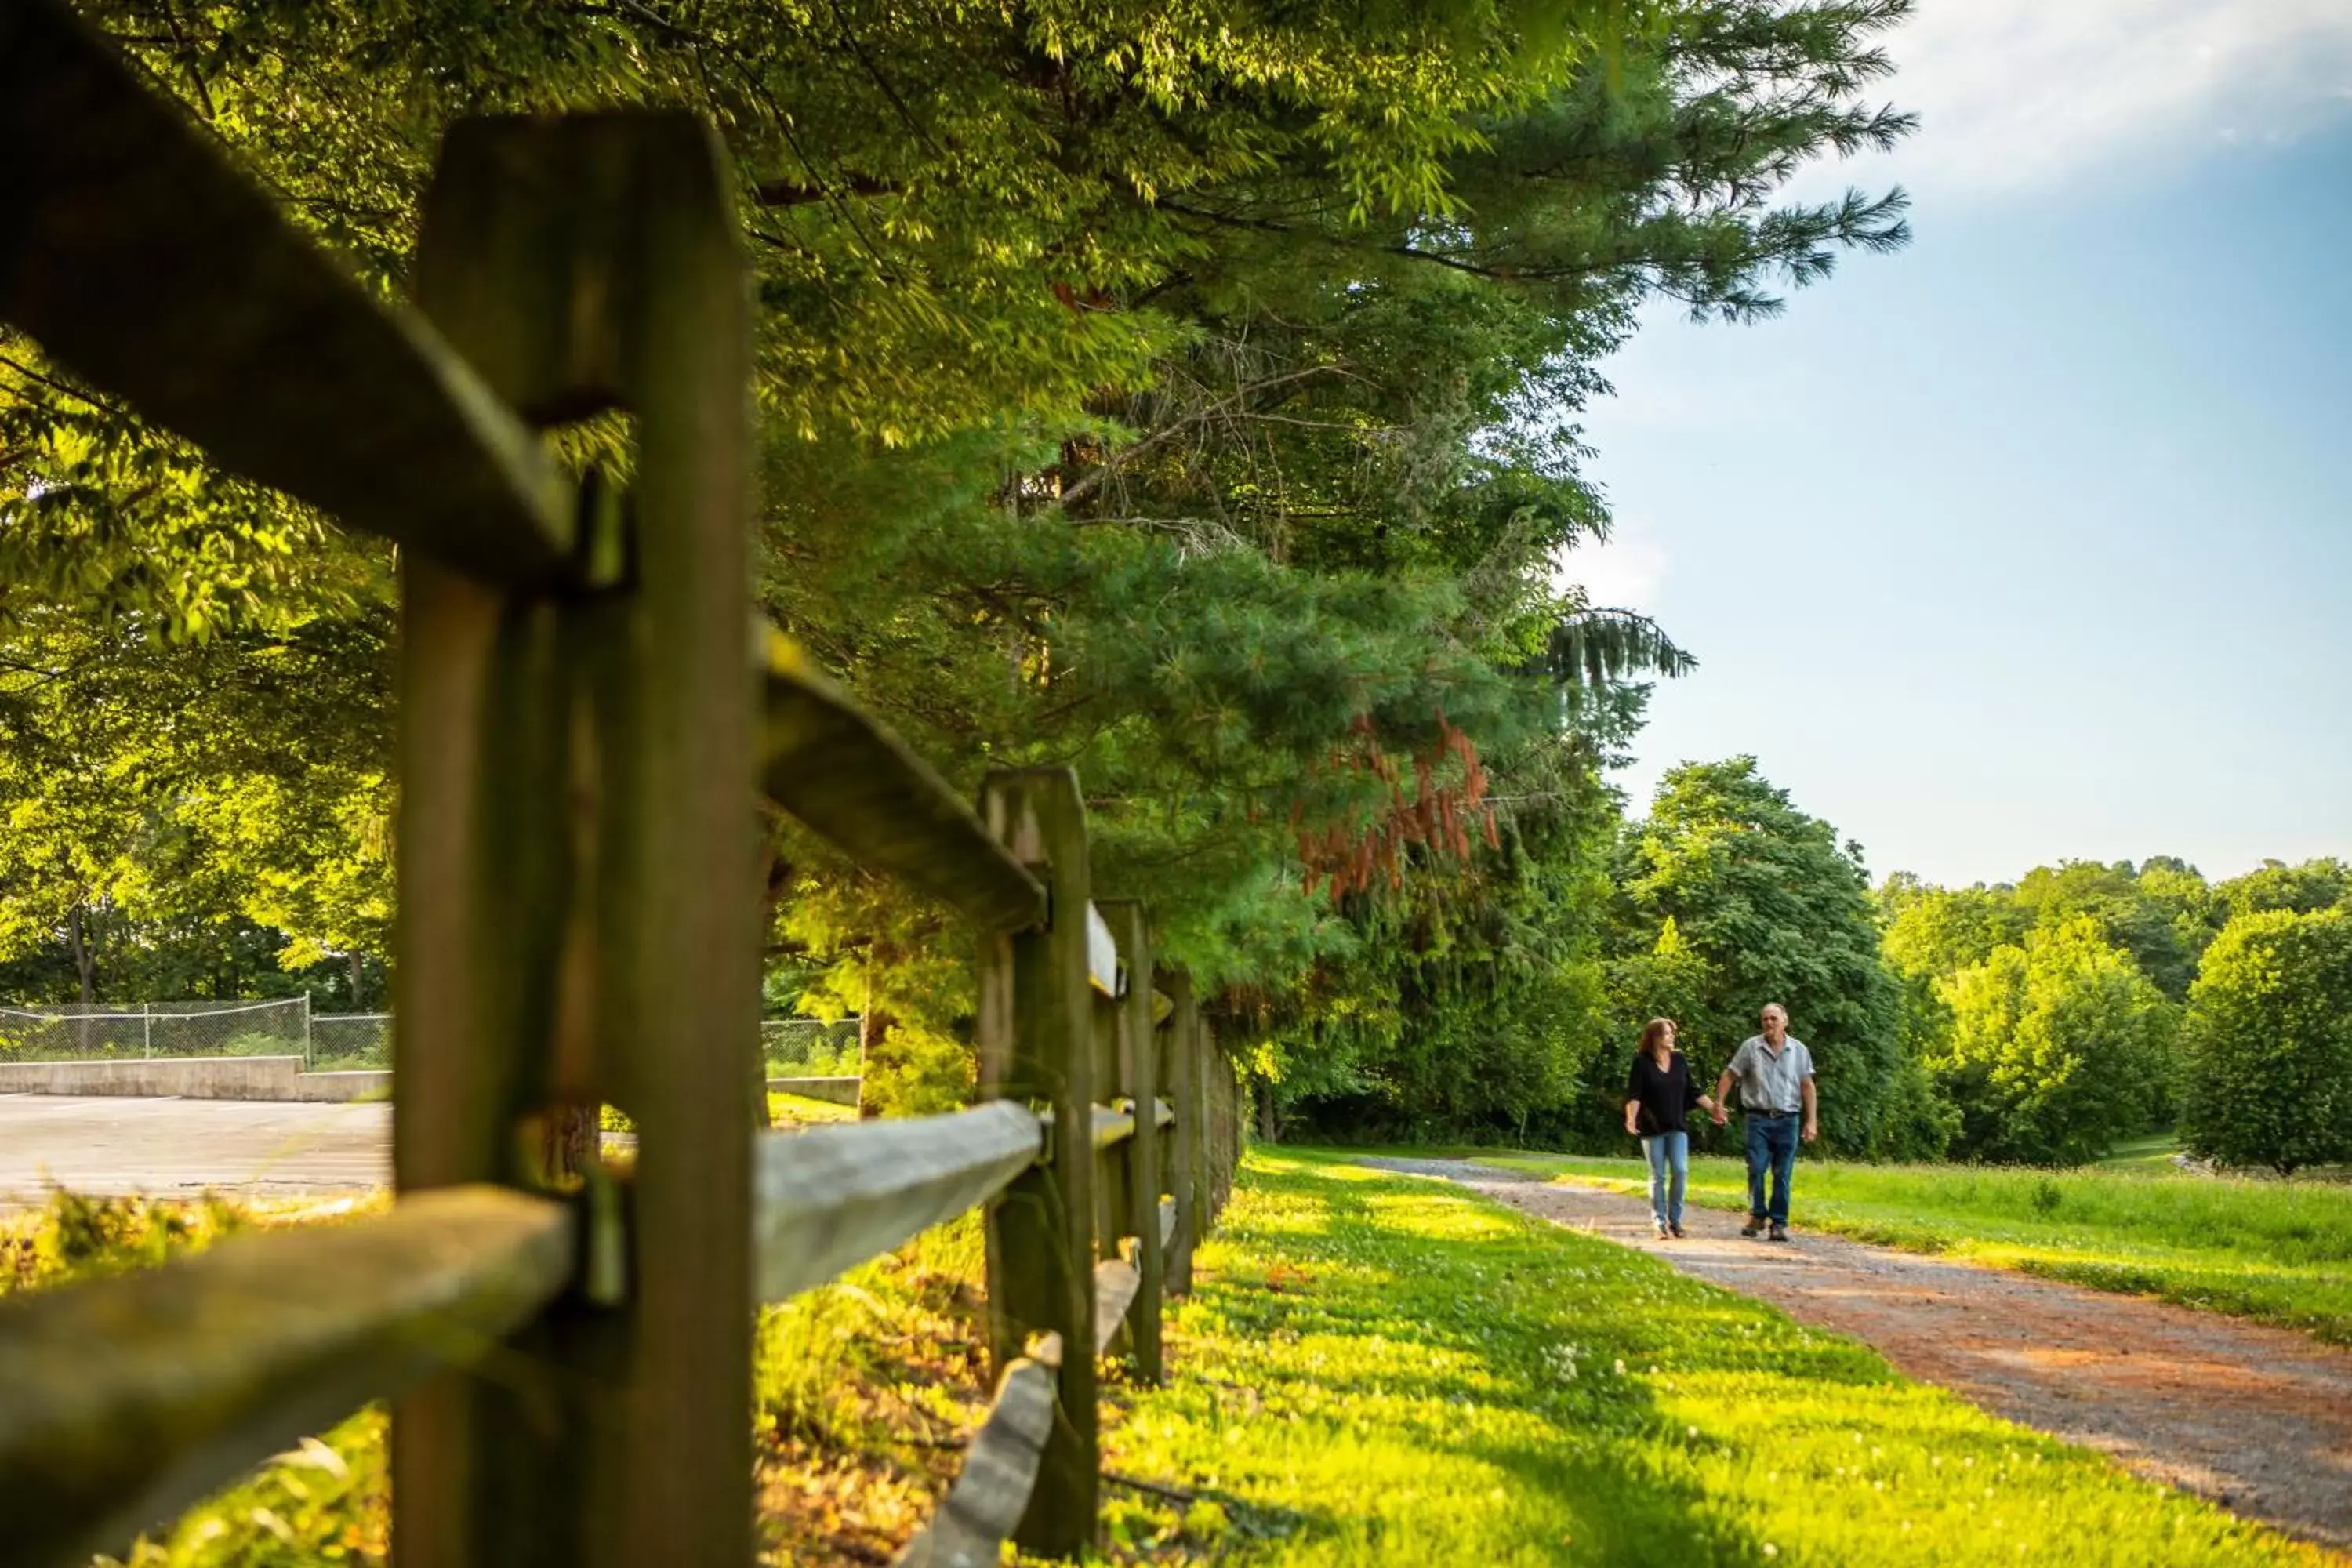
0,3,1248,1564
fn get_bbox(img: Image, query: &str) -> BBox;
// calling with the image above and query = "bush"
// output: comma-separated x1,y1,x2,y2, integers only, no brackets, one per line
856,1020,971,1118
2,1189,244,1295
1867,1052,1962,1163
1930,916,2177,1165
2179,908,2352,1175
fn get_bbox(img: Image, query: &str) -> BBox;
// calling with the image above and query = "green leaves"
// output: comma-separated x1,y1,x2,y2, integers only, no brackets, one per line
0,0,1921,1120
2180,908,2352,1176
1933,916,2179,1167
0,610,392,999
1607,757,1905,1157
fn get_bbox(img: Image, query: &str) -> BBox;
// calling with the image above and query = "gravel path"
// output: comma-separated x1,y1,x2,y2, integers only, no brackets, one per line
1363,1156,2352,1552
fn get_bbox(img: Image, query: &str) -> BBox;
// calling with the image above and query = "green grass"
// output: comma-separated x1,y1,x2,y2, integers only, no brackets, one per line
2098,1134,2185,1172
11,1163,2343,1565
770,1089,858,1124
1450,1147,2352,1345
1099,1152,2330,1566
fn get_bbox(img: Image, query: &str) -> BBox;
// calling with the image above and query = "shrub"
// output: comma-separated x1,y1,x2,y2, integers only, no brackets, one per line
2179,908,2352,1175
1931,916,2177,1165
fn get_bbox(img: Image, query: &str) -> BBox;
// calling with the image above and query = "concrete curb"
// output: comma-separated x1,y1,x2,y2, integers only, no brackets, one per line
0,1055,390,1102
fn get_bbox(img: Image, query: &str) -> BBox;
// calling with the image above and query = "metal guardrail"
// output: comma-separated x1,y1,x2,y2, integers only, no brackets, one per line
1089,1105,1138,1150
1086,903,1123,998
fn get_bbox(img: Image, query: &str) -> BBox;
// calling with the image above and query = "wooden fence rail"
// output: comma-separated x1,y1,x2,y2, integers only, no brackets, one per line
0,2,1249,1564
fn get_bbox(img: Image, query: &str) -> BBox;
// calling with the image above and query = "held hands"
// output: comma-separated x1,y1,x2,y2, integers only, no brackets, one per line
1711,1105,1729,1127
1802,1120,1820,1144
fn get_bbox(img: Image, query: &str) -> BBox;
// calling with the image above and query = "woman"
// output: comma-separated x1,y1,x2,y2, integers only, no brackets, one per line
1624,1018,1717,1240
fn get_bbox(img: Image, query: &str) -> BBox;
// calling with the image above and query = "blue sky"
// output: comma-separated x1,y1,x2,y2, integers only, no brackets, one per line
1564,0,2352,889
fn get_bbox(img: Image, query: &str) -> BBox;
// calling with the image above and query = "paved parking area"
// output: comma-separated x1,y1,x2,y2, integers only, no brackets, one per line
0,1094,390,1207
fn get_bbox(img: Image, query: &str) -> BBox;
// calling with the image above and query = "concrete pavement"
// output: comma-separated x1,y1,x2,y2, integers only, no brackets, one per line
0,1094,390,1207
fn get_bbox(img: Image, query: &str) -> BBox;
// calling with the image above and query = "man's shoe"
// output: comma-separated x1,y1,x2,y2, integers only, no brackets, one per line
1669,1223,1687,1240
1653,1220,1670,1240
1768,1223,1789,1243
1740,1215,1766,1238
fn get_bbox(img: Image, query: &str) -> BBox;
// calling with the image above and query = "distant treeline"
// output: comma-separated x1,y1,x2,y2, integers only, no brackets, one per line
1279,755,2350,1174
1881,856,2351,1173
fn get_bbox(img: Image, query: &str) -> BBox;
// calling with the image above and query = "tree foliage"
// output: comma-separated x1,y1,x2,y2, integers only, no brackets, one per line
1606,757,1903,1156
1929,916,2176,1166
1878,855,2350,1166
0,0,1922,1120
0,610,390,1007
2179,909,2352,1176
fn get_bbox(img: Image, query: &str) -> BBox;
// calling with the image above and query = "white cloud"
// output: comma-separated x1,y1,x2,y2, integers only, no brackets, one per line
1555,516,1669,612
1806,0,2352,195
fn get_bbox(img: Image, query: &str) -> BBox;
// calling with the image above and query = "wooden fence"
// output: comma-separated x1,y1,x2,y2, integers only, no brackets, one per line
0,3,1248,1563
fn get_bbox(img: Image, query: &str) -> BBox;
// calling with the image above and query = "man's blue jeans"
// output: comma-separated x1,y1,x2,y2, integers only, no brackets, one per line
1642,1131,1689,1227
1745,1112,1798,1225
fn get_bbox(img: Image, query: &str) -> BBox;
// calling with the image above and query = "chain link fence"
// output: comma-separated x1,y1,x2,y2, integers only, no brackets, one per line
0,997,312,1064
1,1003,842,1076
761,1017,862,1077
308,1012,392,1070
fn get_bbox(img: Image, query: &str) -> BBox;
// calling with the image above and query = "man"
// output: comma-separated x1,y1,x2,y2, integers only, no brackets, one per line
1711,1003,1817,1241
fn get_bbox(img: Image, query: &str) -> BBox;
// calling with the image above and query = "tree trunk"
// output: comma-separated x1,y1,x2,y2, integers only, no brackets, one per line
67,902,96,1056
849,933,909,1120
67,902,95,1002
348,951,367,1011
750,838,794,1133
540,1105,599,1185
854,1000,899,1120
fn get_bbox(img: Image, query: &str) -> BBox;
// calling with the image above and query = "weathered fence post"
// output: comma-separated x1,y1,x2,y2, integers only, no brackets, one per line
395,114,757,1567
1160,967,1202,1295
1229,1047,1246,1209
1091,930,1128,1312
977,768,1098,1557
1205,1025,1234,1222
1102,901,1163,1380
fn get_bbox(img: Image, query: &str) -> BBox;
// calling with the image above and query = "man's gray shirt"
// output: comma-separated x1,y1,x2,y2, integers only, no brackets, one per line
1725,1034,1814,1115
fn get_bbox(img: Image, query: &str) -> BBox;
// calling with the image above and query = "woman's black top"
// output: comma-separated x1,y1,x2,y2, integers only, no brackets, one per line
1626,1049,1700,1135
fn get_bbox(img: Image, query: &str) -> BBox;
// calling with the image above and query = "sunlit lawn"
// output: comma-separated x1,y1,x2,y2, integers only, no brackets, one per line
12,1156,2343,1564
1438,1145,2352,1345
1098,1151,2330,1566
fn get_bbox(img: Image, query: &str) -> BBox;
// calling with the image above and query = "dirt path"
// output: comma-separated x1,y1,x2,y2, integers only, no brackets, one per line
1364,1156,2352,1553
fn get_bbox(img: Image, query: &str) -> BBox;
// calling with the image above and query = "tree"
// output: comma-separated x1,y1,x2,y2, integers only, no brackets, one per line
2213,859,2350,925
0,611,391,1005
2,0,1919,1119
2178,909,2352,1176
1930,916,2176,1165
1611,758,1905,1157
1265,724,1628,1143
1880,875,2031,979
2013,860,2201,1000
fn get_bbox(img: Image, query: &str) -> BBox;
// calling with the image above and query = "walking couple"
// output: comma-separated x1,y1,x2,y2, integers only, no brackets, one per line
1621,1003,1818,1242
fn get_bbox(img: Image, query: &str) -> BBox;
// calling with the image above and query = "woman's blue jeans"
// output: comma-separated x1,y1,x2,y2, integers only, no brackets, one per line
1642,1131,1689,1227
